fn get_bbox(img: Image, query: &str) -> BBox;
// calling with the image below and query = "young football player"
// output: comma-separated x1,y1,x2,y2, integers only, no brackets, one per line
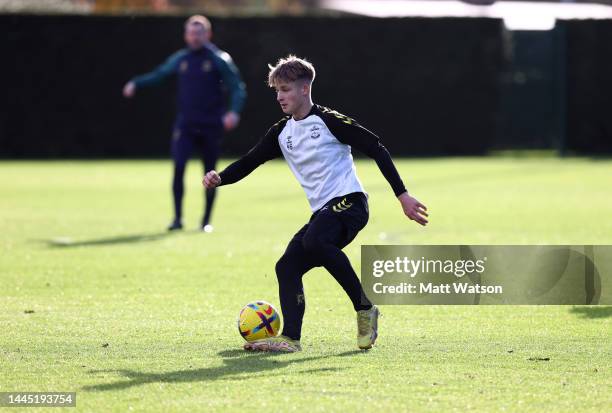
203,55,428,352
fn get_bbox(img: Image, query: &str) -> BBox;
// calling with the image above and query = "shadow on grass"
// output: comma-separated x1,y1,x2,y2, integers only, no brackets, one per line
83,349,360,392
570,306,612,319
38,230,202,248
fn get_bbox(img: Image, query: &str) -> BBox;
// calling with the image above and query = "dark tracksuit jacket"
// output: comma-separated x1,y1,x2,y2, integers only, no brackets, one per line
132,42,246,129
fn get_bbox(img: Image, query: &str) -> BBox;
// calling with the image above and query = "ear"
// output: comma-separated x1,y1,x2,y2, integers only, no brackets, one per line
302,81,310,96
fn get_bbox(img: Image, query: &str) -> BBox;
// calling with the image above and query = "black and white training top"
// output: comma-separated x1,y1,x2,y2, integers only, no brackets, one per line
218,104,407,212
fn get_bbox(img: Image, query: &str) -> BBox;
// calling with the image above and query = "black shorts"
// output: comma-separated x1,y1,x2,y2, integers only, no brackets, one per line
316,191,369,244
284,192,369,265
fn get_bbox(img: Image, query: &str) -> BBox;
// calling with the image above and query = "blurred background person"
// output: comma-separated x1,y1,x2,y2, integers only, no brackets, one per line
123,14,246,232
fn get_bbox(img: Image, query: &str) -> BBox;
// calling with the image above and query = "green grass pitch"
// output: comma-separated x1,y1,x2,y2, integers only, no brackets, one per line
0,158,610,412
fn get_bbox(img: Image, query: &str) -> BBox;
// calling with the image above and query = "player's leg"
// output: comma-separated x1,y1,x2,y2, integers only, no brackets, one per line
275,224,316,341
301,192,379,349
244,223,315,352
169,125,193,230
301,193,373,312
200,126,223,231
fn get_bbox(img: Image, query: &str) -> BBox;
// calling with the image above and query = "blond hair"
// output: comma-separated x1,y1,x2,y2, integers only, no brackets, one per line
185,15,211,32
268,55,316,87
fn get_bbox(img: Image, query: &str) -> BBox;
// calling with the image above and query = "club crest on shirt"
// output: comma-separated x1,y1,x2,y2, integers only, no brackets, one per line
310,125,320,139
179,61,189,73
202,60,212,72
286,135,293,150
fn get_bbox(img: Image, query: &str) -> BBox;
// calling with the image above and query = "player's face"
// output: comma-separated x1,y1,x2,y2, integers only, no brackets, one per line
275,80,309,115
184,24,208,50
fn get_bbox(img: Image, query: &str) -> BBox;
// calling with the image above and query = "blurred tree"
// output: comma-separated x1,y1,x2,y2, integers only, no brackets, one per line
89,0,316,14
0,0,319,14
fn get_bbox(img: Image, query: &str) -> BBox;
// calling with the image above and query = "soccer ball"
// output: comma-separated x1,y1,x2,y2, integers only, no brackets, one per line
237,301,281,342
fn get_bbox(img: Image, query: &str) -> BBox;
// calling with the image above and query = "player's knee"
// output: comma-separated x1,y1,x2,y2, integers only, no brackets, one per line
173,162,187,176
275,255,291,280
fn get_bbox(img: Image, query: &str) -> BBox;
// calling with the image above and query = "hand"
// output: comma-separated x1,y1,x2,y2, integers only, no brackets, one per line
398,192,428,226
123,81,136,98
203,170,221,189
222,111,240,131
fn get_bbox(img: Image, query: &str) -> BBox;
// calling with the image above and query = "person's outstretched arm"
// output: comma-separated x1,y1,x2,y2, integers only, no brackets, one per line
323,110,429,226
203,121,285,189
122,50,186,98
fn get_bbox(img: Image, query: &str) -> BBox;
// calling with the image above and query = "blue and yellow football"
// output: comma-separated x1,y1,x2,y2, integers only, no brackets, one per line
237,301,281,342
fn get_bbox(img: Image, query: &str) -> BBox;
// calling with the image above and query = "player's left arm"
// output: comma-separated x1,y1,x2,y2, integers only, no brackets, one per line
212,50,247,131
328,113,429,226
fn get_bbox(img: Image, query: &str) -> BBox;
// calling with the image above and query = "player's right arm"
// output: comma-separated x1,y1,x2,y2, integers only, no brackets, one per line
203,122,285,189
123,50,186,98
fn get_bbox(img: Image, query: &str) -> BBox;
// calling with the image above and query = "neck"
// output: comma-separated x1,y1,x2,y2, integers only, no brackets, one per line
292,101,314,121
190,42,208,51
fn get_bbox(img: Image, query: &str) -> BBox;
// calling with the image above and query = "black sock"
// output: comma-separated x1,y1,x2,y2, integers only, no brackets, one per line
275,251,313,341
